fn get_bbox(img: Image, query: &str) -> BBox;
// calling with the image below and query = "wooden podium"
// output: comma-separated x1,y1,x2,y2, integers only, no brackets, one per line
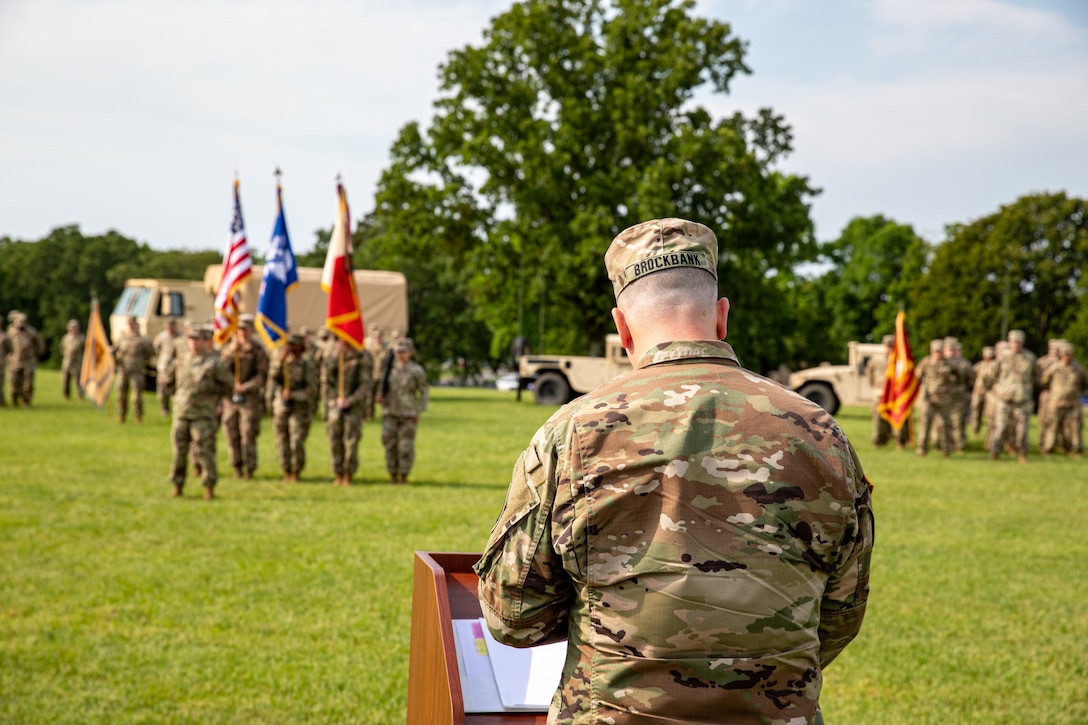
407,551,549,725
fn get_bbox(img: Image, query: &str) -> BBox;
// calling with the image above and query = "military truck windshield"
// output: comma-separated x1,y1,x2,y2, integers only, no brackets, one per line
113,287,152,317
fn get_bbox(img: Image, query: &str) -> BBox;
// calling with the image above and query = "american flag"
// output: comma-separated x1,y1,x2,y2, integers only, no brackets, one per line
214,179,253,344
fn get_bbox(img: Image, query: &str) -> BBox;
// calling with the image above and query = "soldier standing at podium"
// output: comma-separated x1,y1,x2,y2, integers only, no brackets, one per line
475,218,874,724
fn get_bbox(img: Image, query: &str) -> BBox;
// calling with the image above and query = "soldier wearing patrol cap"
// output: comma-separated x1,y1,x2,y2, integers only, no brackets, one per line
5,310,46,407
60,319,85,401
868,333,909,448
153,318,181,417
983,328,1037,461
475,218,873,724
164,324,232,499
219,313,269,479
268,331,317,482
113,315,155,423
377,337,428,484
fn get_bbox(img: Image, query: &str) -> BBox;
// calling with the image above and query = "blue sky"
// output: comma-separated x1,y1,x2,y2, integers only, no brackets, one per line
1,0,1085,253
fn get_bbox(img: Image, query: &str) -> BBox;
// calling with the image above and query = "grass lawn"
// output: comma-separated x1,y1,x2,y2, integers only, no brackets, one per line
2,371,1086,723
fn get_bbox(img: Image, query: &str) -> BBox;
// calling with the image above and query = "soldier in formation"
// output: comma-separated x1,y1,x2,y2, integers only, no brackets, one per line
219,314,269,480
979,329,1037,462
378,337,428,484
268,332,317,482
476,218,873,722
0,325,10,406
153,318,180,417
915,338,961,456
113,315,155,423
60,319,85,401
867,334,909,448
1039,340,1087,457
970,345,996,440
322,337,373,485
942,337,974,452
165,325,232,500
362,326,386,421
6,311,45,407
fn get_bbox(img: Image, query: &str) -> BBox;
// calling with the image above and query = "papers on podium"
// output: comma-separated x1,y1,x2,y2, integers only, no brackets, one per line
452,618,566,713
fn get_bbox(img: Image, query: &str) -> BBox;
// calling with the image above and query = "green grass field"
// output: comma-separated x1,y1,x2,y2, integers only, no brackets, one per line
2,371,1086,723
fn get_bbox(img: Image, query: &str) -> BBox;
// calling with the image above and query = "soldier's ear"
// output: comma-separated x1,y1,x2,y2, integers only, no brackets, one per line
716,297,730,341
611,307,633,353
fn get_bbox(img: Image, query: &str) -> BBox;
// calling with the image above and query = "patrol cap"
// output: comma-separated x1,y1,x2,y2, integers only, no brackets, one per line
882,335,895,346
930,339,944,351
982,346,994,357
188,324,213,340
67,319,79,328
1008,329,1026,343
8,309,23,321
237,314,255,330
287,332,305,346
605,218,718,299
1058,341,1074,355
395,338,415,352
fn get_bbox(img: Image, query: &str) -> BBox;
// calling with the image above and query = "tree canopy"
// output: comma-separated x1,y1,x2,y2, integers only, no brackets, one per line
363,0,818,365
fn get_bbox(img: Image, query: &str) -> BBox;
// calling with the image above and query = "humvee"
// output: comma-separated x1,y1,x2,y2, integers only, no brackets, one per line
787,341,887,415
518,334,632,405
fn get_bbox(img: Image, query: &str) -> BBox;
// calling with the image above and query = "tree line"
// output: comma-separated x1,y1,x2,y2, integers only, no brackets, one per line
4,0,1086,372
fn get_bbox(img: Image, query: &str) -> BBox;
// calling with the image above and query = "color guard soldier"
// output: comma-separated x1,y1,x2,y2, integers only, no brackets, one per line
220,314,269,479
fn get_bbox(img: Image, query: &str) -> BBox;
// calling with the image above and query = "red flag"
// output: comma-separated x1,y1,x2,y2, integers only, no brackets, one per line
878,310,919,431
321,181,365,350
214,178,253,344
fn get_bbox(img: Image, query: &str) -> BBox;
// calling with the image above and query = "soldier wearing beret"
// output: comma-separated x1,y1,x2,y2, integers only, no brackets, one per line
60,319,85,401
220,313,269,480
322,335,373,485
475,218,874,724
377,337,428,484
113,315,155,423
267,332,317,482
5,310,46,407
164,325,232,499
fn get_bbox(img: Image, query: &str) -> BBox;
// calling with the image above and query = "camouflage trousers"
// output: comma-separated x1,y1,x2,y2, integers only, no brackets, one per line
871,404,908,446
117,369,146,420
918,397,954,455
948,393,969,451
991,399,1032,456
62,363,83,400
381,414,418,475
223,398,263,474
0,364,5,405
1041,405,1083,454
274,409,313,475
171,415,218,489
156,378,174,416
9,367,35,405
327,406,364,475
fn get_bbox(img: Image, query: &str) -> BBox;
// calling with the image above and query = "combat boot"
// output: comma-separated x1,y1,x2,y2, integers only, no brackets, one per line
234,467,244,479
170,483,183,498
203,486,215,501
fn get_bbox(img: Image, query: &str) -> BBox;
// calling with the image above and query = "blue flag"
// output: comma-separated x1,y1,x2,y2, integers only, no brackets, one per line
256,183,298,349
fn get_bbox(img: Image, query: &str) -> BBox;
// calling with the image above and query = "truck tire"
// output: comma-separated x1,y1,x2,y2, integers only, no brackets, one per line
796,382,840,415
534,372,571,406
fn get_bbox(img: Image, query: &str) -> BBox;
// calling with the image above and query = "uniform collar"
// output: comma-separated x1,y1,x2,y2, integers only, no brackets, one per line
636,339,740,368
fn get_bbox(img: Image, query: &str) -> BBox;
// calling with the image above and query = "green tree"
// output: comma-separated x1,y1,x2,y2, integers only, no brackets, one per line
809,215,928,359
911,192,1088,357
368,0,818,366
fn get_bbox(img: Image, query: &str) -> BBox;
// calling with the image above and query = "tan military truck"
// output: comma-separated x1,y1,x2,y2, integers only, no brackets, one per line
519,334,632,405
111,265,408,346
787,341,887,415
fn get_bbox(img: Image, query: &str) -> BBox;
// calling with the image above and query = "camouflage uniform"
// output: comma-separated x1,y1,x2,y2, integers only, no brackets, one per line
915,343,959,456
943,339,973,451
983,332,1037,460
166,327,232,497
1035,340,1062,452
153,325,180,416
970,347,995,437
114,321,155,422
220,324,269,479
0,330,11,405
867,337,908,447
268,338,317,479
6,313,46,407
379,339,429,483
322,344,374,483
476,218,873,725
362,327,386,421
60,323,85,400
1039,343,1087,455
